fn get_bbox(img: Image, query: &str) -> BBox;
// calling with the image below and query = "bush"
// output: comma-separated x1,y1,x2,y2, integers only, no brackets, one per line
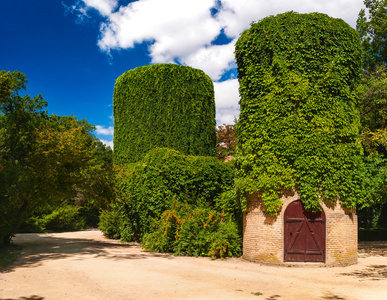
142,202,241,258
235,12,364,214
99,148,239,244
113,63,216,164
357,203,387,229
38,205,85,232
98,206,121,239
17,216,45,233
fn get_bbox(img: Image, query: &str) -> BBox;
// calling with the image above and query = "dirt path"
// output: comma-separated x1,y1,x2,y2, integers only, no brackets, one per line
1,230,386,300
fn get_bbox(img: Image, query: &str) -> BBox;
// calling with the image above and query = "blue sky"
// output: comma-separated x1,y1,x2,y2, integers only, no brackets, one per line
1,0,365,147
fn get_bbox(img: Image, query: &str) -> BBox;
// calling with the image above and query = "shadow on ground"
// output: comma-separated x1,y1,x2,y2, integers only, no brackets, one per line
0,296,44,300
1,231,174,273
340,264,387,280
320,291,347,299
358,241,387,258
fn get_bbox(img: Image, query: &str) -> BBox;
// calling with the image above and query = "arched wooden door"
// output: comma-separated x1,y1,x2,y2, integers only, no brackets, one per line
284,200,326,263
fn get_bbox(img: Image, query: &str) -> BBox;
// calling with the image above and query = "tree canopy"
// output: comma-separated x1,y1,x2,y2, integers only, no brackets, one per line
356,0,387,71
216,124,236,160
0,71,112,246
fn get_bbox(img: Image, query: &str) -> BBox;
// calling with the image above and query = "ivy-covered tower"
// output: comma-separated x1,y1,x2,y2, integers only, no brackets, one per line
235,12,363,266
113,63,216,164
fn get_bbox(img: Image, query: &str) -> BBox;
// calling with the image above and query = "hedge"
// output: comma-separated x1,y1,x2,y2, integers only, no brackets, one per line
100,147,238,242
113,63,216,164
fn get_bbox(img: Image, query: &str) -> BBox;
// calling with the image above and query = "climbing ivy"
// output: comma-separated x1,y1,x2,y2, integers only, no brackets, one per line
235,12,365,215
113,63,216,164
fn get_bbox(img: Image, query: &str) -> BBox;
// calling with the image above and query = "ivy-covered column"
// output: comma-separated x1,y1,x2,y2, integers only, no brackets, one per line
113,63,216,164
235,12,363,266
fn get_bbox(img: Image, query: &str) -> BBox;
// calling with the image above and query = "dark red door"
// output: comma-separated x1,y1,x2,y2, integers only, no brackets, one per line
284,200,326,263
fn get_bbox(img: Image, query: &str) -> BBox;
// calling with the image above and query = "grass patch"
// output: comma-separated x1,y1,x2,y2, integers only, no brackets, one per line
0,245,21,271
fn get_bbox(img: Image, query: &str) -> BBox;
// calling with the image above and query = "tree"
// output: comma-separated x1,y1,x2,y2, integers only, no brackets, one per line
355,2,387,228
0,71,111,245
0,71,48,245
216,124,236,160
356,1,387,157
358,66,387,156
356,0,387,71
31,115,97,201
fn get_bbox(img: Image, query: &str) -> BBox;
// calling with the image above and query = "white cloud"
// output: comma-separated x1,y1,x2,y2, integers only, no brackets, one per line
83,0,118,16
217,0,363,39
100,139,114,149
95,125,114,135
214,79,239,125
181,40,236,81
72,0,365,125
97,0,220,62
66,0,118,21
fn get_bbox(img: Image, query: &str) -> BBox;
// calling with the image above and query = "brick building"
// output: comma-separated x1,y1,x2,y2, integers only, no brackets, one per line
243,191,357,266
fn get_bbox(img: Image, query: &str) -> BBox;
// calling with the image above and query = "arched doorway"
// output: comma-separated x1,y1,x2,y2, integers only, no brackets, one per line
284,200,326,263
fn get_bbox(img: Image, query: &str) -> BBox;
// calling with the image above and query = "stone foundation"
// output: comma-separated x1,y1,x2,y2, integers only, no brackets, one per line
243,192,358,266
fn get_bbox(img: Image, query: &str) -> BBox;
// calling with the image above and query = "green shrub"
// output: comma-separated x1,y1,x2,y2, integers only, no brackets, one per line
38,205,85,232
98,206,121,239
17,216,45,233
142,202,241,258
78,204,100,228
113,63,216,164
100,147,238,243
235,12,364,214
19,200,103,234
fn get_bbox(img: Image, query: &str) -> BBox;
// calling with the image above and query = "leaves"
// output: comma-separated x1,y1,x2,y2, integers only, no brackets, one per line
356,0,387,71
142,202,242,259
216,124,236,160
235,12,364,214
113,63,216,164
104,147,236,242
0,71,113,245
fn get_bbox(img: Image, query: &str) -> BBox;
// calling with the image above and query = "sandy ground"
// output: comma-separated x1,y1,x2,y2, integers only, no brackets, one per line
0,230,386,300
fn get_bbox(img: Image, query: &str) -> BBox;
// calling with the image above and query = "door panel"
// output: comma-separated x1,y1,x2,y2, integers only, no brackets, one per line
284,200,326,263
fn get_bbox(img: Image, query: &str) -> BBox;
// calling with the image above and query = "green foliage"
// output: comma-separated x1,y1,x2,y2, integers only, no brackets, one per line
216,124,236,160
356,0,387,71
113,63,216,164
98,208,121,239
356,1,387,220
0,71,114,245
235,12,364,215
98,210,121,239
37,205,86,232
19,205,86,233
142,202,241,258
358,203,387,229
100,147,237,243
0,71,48,246
361,156,387,207
358,67,387,157
18,216,45,233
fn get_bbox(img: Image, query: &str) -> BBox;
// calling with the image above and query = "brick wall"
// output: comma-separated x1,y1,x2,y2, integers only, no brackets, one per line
243,191,358,266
